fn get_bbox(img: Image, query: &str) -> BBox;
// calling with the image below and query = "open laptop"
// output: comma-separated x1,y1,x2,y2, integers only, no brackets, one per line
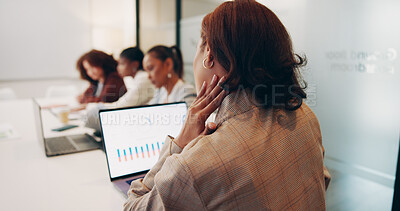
33,99,102,157
99,102,187,196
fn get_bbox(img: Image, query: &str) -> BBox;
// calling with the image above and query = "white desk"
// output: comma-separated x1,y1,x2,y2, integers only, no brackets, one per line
0,99,125,210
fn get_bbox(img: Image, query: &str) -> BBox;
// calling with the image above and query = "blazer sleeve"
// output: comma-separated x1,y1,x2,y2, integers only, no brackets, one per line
123,136,206,211
79,86,95,104
99,73,127,103
79,74,126,103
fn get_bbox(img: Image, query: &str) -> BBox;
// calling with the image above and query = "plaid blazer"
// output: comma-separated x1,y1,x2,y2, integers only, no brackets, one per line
124,89,330,211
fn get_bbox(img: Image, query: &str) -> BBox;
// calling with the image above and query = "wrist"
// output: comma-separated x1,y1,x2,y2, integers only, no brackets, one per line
174,135,186,149
168,135,184,154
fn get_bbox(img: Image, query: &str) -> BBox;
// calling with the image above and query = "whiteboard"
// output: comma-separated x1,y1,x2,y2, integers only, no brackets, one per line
0,0,92,80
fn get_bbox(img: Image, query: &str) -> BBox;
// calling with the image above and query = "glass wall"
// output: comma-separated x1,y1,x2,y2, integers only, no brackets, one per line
91,0,136,56
139,0,176,52
180,0,220,84
261,0,400,210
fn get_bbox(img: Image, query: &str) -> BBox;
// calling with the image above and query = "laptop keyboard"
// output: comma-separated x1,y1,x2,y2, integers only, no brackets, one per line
47,137,77,152
71,135,92,144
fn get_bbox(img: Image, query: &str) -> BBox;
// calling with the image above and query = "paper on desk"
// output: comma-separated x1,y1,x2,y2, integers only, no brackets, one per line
0,123,20,141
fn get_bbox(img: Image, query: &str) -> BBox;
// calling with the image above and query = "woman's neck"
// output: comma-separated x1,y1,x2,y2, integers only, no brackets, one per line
165,76,179,95
98,77,105,84
130,68,138,78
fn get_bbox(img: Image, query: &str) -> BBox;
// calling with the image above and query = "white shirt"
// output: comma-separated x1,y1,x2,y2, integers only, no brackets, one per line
84,71,155,131
148,79,197,106
94,82,104,97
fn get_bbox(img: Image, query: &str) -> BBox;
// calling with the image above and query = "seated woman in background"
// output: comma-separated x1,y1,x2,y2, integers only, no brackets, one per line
144,45,196,106
84,47,155,131
76,50,127,104
112,47,155,107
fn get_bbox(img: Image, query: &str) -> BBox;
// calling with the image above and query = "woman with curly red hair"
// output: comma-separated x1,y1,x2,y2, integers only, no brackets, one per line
124,1,330,210
76,50,127,104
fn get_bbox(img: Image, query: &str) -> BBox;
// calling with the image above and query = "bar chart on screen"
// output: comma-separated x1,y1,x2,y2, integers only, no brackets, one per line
100,103,187,178
116,142,165,162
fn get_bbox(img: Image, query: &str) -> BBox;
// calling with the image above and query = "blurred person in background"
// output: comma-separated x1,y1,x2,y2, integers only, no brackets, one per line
144,45,196,106
76,50,126,104
114,47,155,107
83,47,155,132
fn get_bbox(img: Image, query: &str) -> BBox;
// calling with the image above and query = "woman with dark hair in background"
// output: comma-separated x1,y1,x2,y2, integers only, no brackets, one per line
83,47,155,131
124,0,330,210
76,50,126,104
114,47,155,107
144,45,196,106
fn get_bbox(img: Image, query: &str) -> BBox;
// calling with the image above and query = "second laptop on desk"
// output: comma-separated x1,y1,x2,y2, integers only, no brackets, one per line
33,99,102,157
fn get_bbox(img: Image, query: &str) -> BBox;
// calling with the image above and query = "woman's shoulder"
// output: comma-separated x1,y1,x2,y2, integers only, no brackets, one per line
107,71,119,77
174,127,247,181
104,72,126,90
176,81,196,95
106,71,123,81
124,71,151,86
147,88,162,105
179,103,320,157
284,103,320,128
296,103,322,135
176,81,196,106
135,71,153,86
135,70,148,79
174,103,322,178
181,80,195,88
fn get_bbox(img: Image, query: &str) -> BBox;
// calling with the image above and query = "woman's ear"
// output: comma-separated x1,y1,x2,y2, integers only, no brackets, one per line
164,58,174,72
204,44,215,69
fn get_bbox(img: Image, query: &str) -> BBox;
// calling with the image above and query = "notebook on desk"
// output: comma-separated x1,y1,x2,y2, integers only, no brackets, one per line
33,99,102,157
99,102,187,197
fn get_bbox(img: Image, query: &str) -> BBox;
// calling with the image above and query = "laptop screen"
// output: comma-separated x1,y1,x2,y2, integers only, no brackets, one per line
32,99,45,146
99,102,187,180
